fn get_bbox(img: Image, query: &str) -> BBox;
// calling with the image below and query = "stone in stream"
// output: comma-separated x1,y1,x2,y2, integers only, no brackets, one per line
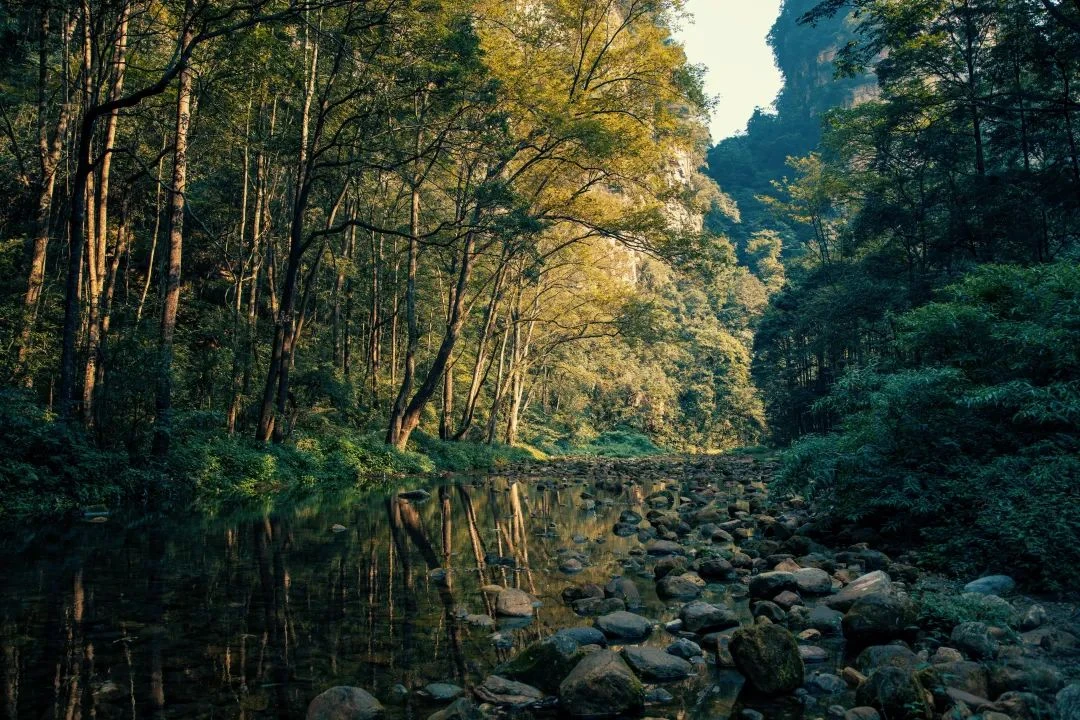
1058,685,1080,720
855,667,932,720
807,672,848,695
654,555,689,580
855,645,921,675
807,606,845,635
497,635,584,693
696,556,735,581
307,687,385,720
573,597,625,617
562,583,604,604
988,657,1065,696
750,600,786,623
473,676,543,708
842,593,913,647
594,611,653,643
645,539,685,556
679,600,739,634
621,646,694,682
556,626,608,647
619,510,643,525
799,645,829,663
1021,604,1049,631
964,575,1016,596
426,698,480,720
496,588,536,617
559,650,644,718
604,577,642,608
423,684,464,702
728,623,805,694
824,570,893,612
748,571,797,599
950,621,999,660
656,573,704,600
666,637,703,659
612,522,638,537
773,590,801,610
918,660,989,700
794,567,834,595
398,488,432,501
560,558,585,574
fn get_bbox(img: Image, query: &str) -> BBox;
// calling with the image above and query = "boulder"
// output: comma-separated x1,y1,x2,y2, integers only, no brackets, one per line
679,600,739,634
497,635,583,693
1058,685,1080,720
794,567,834,595
423,684,464,702
572,597,625,617
666,638,703,659
729,623,805,694
496,588,536,618
855,645,920,674
559,650,644,718
645,539,685,556
473,676,543,708
556,627,608,647
988,658,1064,697
604,577,642,609
307,687,385,720
843,593,912,646
657,573,703,600
950,622,999,660
621,646,693,682
748,571,797,599
697,556,735,581
918,661,989,701
964,575,1016,596
654,556,689,580
825,571,893,612
855,667,932,720
594,611,653,643
808,606,845,635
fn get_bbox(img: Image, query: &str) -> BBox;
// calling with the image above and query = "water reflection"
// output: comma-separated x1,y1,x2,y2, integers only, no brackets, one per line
0,474,772,720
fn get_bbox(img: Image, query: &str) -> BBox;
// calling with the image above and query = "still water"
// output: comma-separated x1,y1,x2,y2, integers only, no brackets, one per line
0,469,810,720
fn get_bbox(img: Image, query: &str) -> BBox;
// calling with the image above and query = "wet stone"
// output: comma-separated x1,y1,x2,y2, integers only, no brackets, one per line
594,611,653,643
621,646,694,682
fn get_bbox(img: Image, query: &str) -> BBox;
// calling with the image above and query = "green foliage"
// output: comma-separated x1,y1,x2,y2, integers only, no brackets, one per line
779,264,1080,588
914,586,1019,632
407,432,540,472
529,428,664,459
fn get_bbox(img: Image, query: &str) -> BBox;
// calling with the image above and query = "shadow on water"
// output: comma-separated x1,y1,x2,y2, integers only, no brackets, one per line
0,471,818,720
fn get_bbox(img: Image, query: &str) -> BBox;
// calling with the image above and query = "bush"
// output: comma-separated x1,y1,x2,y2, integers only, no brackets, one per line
777,263,1080,590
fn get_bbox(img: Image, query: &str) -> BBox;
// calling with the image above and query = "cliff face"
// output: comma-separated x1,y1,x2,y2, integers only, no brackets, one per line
705,0,875,250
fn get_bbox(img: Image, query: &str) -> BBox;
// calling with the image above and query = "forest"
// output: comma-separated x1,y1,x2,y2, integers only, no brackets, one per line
0,0,1078,580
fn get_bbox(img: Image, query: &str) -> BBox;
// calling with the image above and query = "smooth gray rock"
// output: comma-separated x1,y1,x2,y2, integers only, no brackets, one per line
559,650,644,718
825,571,893,612
594,611,653,642
621,646,694,682
963,575,1016,595
749,571,797,599
794,567,834,594
496,588,536,618
1057,684,1080,720
423,684,464,702
951,621,999,660
679,600,739,634
473,676,543,708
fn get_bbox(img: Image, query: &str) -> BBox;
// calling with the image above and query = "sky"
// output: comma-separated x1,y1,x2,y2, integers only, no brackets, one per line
673,1,785,142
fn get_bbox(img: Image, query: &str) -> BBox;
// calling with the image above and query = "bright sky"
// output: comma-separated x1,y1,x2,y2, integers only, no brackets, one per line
674,0,785,142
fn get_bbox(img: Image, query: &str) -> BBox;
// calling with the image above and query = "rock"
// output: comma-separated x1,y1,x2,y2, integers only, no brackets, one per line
556,627,608,647
963,575,1016,596
843,594,912,646
613,522,638,537
808,672,848,695
560,558,585,574
645,540,685,556
843,667,869,687
654,556,689,580
800,645,829,663
1057,684,1080,720
773,590,801,610
931,647,964,664
697,556,735,581
988,658,1064,696
573,597,625,617
645,687,674,704
855,667,932,720
307,687,385,720
559,650,644,718
621,646,694,682
1020,605,1048,631
748,571,797,599
794,567,834,595
856,645,920,674
666,638,703,659
473,676,543,708
463,613,495,628
427,698,480,720
825,571,893,612
950,622,999,660
423,684,464,701
594,611,653,643
918,661,989,700
751,600,786,623
845,707,882,720
657,573,703,600
620,510,642,524
330,524,347,533
497,635,583,693
729,623,805,694
679,600,739,634
740,710,765,720
993,690,1053,720
496,588,536,618
808,606,845,635
604,577,642,608
398,488,432,500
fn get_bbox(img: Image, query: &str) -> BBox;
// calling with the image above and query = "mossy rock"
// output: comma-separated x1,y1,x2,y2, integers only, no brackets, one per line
729,623,805,694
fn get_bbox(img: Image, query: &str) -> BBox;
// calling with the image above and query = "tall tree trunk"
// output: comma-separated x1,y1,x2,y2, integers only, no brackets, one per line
19,6,75,378
152,10,194,457
386,184,421,447
453,261,507,440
